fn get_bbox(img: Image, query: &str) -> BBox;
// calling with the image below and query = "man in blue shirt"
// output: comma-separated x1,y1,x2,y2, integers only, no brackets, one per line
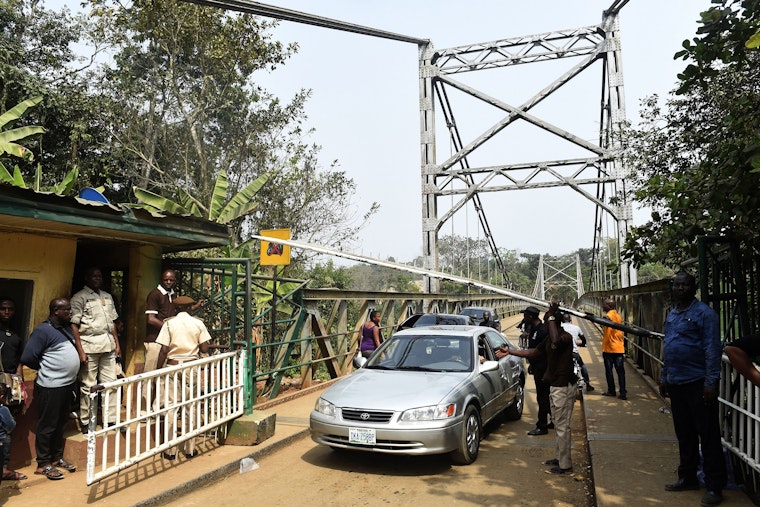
659,272,726,507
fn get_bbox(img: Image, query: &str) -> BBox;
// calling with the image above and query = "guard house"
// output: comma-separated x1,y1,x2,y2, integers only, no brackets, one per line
0,184,229,466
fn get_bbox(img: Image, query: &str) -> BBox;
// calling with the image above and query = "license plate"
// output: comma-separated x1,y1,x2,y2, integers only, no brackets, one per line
349,427,376,446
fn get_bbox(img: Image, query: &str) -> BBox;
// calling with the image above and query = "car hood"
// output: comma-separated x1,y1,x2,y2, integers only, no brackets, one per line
321,369,469,411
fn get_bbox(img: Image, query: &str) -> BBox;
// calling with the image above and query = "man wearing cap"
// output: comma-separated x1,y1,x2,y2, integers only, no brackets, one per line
155,296,211,460
519,306,552,435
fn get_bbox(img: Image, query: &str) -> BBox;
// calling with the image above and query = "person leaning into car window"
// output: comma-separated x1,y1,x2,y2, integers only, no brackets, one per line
496,302,577,475
359,310,382,358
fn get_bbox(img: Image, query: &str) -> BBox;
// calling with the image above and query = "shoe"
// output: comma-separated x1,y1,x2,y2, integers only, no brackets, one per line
602,391,616,397
107,423,127,434
665,478,700,491
701,490,723,506
543,459,559,466
184,451,197,459
547,422,555,429
618,394,627,400
163,452,176,461
34,465,64,480
545,466,572,475
527,427,548,436
586,385,595,392
81,425,89,435
53,459,77,472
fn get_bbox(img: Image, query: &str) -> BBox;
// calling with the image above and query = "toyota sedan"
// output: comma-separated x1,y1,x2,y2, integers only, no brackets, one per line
309,326,526,465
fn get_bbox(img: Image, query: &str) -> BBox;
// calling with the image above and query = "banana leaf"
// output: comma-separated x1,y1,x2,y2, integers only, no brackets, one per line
217,173,269,224
133,187,189,215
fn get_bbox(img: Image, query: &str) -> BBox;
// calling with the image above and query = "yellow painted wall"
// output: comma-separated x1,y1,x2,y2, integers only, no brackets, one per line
0,232,77,339
126,244,162,375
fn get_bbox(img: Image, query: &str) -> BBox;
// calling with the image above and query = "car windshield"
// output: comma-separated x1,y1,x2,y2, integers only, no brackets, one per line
461,308,484,320
365,334,473,372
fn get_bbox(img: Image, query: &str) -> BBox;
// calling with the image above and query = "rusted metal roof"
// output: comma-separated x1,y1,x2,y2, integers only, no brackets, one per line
0,184,229,251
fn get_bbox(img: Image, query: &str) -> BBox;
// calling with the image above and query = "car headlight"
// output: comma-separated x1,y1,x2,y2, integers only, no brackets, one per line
400,403,456,422
314,397,336,417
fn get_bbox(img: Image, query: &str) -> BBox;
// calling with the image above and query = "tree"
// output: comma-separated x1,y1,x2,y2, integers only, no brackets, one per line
622,0,760,267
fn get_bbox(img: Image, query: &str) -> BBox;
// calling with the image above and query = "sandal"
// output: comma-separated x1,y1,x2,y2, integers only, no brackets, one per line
53,459,77,472
34,465,64,480
2,470,28,480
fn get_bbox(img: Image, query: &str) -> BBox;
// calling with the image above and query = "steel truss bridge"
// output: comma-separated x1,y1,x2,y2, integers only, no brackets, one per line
189,0,636,296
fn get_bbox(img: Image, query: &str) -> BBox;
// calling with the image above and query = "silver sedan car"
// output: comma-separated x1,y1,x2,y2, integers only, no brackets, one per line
310,326,526,465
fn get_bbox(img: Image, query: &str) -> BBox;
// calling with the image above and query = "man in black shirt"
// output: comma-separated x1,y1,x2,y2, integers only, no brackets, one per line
498,302,577,474
515,306,551,435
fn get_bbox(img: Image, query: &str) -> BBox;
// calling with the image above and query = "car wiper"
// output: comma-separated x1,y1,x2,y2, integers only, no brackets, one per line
365,364,395,370
397,365,440,372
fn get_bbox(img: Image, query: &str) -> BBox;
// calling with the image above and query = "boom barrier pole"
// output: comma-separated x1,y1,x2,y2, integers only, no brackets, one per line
251,234,662,339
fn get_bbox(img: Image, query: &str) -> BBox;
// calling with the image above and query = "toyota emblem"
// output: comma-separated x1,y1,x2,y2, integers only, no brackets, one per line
360,412,370,420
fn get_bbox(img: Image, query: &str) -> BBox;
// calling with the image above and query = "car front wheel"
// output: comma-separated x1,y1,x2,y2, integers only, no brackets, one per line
450,404,481,465
503,381,525,421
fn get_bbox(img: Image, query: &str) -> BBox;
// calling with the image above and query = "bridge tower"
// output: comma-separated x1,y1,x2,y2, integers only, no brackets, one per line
420,1,636,293
533,254,586,302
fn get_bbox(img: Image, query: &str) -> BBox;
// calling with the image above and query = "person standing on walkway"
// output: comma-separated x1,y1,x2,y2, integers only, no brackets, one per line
70,267,121,433
479,311,500,331
519,306,552,435
498,302,577,474
359,310,382,358
561,313,594,391
155,296,211,460
601,298,627,400
0,298,27,480
21,298,80,480
660,271,726,507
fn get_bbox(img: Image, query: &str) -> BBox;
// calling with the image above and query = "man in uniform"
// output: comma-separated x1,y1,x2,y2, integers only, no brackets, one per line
479,311,500,331
155,296,211,460
519,306,552,435
70,267,121,433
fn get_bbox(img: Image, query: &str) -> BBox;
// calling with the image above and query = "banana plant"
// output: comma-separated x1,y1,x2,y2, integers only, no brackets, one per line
0,96,80,195
133,169,269,224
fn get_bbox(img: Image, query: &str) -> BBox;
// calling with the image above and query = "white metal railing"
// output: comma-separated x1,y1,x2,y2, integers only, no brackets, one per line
721,355,760,483
85,350,245,485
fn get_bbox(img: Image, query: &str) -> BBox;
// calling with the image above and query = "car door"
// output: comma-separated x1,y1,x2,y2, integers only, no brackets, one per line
484,330,520,407
474,333,508,422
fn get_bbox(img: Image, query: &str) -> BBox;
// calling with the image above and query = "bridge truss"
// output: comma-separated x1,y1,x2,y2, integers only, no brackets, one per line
419,2,635,292
188,0,636,293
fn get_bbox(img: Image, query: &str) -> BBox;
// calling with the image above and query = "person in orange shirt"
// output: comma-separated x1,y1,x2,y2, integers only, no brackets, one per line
601,298,627,400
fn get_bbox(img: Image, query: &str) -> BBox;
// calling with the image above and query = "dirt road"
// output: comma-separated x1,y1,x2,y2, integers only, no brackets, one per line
166,396,592,507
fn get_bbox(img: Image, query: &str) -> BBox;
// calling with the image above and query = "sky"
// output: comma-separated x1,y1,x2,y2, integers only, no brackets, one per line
47,0,709,264
250,0,708,263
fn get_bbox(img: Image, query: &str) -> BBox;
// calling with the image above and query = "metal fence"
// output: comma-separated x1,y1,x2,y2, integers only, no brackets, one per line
85,350,245,485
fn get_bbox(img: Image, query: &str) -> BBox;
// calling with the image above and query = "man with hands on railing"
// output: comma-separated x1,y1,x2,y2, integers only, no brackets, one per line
659,271,726,507
496,301,577,476
155,296,211,461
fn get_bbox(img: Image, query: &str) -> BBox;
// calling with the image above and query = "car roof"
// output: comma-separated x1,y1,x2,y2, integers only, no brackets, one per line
461,306,494,311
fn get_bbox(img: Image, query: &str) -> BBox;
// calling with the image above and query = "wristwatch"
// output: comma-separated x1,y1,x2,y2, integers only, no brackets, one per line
546,316,556,321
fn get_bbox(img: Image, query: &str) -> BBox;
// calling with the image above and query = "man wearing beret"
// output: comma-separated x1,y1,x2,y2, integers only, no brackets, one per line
519,306,552,436
155,296,211,460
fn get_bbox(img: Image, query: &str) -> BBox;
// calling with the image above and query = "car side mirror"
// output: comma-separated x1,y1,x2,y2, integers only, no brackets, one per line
353,354,367,369
479,360,499,373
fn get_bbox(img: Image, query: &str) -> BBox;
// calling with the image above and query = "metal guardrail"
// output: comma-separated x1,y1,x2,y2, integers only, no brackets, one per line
721,357,760,494
85,350,245,485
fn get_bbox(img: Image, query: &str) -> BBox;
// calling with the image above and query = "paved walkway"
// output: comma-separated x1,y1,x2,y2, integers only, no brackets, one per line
0,315,755,506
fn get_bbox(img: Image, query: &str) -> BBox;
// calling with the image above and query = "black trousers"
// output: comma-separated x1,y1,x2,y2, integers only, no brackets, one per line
34,382,75,467
669,379,727,491
533,372,551,429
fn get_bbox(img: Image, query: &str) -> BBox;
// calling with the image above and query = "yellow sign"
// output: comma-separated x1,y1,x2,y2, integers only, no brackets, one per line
259,229,291,266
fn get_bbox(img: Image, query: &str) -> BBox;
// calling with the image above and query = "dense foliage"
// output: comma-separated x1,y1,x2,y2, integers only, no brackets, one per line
622,0,760,267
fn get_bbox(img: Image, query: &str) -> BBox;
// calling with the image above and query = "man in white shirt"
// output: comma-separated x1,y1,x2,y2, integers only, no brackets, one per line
561,314,594,391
